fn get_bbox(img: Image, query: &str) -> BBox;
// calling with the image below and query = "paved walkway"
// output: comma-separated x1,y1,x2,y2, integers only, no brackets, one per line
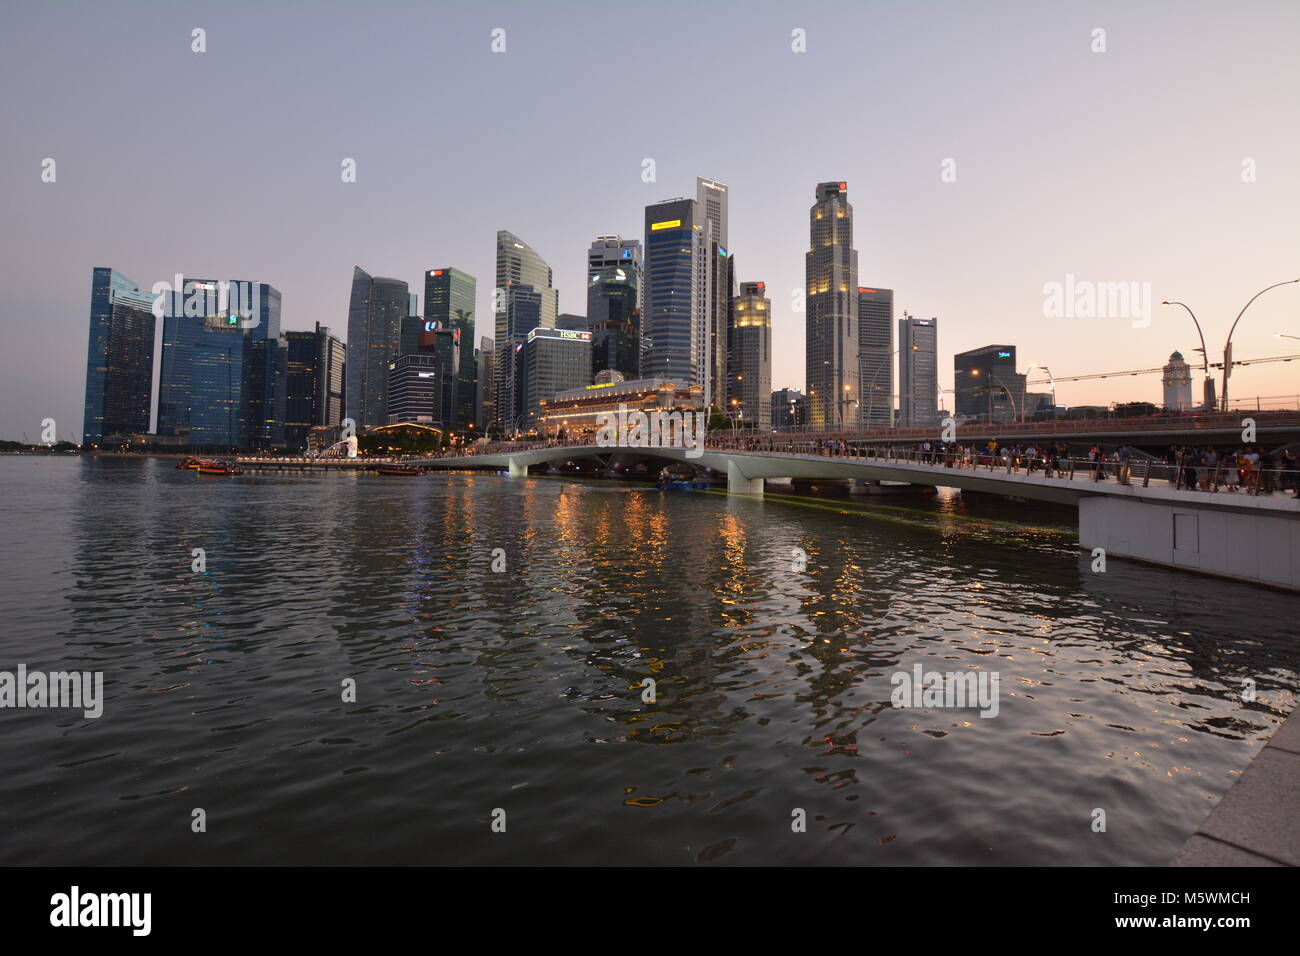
1172,704,1300,866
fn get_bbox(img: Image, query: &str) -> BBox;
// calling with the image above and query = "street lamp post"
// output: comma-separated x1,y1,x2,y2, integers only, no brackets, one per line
1160,301,1213,409
969,368,1019,423
1219,279,1300,411
865,348,900,429
1027,363,1056,419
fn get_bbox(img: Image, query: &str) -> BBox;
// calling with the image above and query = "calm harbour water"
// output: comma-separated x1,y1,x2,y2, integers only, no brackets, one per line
0,455,1295,866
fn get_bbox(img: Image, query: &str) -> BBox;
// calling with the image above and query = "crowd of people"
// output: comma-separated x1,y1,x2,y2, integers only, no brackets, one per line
1161,445,1300,495
730,436,1300,497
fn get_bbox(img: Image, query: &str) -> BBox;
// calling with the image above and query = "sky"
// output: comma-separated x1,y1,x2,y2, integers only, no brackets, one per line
1,0,1297,442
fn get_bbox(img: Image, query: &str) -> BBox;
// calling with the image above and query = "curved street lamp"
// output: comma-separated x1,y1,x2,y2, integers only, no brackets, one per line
1160,301,1214,409
1220,279,1300,410
1026,363,1056,419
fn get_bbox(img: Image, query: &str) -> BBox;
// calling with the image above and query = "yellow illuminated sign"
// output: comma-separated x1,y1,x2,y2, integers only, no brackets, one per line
650,219,682,231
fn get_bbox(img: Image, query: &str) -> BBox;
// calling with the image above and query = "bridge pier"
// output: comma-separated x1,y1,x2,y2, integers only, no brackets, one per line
507,457,527,478
726,460,763,496
1079,494,1299,590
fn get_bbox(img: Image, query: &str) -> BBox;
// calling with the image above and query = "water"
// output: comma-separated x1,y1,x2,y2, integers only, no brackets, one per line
0,456,1294,865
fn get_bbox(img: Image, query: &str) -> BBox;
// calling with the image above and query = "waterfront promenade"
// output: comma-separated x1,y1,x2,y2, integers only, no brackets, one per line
1174,704,1300,866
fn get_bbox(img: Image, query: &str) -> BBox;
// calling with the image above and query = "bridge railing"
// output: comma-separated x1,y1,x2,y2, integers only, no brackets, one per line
420,437,1299,497
705,439,1299,497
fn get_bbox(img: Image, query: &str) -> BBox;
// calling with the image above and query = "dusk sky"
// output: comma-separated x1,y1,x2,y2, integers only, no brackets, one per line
2,0,1297,442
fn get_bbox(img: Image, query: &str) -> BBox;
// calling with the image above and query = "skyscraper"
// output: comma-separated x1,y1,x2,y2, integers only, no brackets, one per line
520,327,592,428
345,267,408,431
698,178,730,412
587,235,642,380
771,387,806,430
954,343,1024,424
156,277,284,450
494,232,558,427
82,267,155,445
805,182,859,430
424,267,477,429
499,284,543,431
398,315,460,427
387,354,443,426
897,314,938,427
282,322,345,450
643,197,706,388
728,281,771,429
858,287,894,429
476,336,494,430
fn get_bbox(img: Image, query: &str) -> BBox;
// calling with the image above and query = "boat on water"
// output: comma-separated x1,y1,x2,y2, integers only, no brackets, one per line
657,478,711,490
196,459,244,475
176,456,204,470
375,464,422,476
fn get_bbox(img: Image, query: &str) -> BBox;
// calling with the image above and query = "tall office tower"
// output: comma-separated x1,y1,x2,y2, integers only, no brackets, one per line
954,343,1024,423
398,316,460,427
494,231,557,426
697,178,730,412
424,267,476,429
156,277,284,450
556,313,588,331
476,336,494,430
408,293,419,317
345,267,408,431
282,322,345,450
857,287,894,428
771,387,806,430
498,285,542,431
82,267,156,445
587,235,642,380
519,327,592,428
707,245,735,412
897,314,938,427
643,197,706,387
1162,351,1193,411
728,281,771,429
387,354,443,426
805,182,859,430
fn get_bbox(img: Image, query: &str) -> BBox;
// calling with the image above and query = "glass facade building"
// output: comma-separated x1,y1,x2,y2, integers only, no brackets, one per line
520,327,592,428
858,287,894,429
282,322,345,450
82,267,156,444
697,178,730,413
805,182,859,430
643,197,705,388
345,267,408,432
954,342,1024,424
898,315,939,427
728,281,771,429
387,354,443,426
156,277,283,450
424,267,477,429
587,235,642,382
771,387,806,430
494,232,558,427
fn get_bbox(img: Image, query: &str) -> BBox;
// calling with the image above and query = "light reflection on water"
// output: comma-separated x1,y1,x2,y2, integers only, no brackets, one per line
0,456,1294,866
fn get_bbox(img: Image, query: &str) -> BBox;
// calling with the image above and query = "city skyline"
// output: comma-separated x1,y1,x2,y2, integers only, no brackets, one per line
4,1,1299,442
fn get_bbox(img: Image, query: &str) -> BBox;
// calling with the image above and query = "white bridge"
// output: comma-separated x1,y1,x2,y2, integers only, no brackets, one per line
411,442,1300,591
